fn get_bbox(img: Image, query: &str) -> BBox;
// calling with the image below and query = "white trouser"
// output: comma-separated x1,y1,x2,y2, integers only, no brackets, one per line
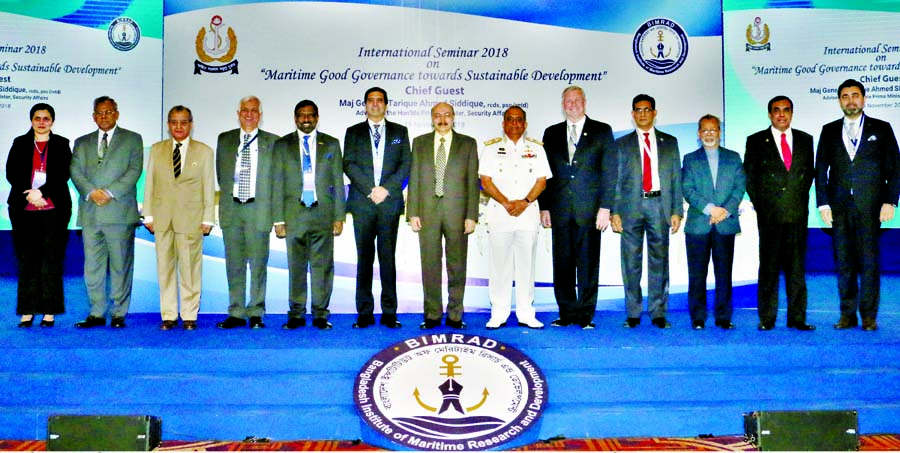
488,229,539,324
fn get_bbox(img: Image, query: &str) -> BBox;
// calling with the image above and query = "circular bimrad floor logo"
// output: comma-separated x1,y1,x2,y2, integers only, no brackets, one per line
354,334,547,451
632,17,689,75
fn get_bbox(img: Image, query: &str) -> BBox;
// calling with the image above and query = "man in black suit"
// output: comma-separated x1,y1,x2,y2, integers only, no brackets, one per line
274,100,345,331
816,79,900,331
343,87,411,329
215,96,279,330
611,94,683,329
408,102,480,329
538,86,617,330
743,95,816,331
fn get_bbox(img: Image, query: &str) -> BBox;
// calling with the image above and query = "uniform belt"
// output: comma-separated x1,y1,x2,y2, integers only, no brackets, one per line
641,191,661,199
233,197,255,204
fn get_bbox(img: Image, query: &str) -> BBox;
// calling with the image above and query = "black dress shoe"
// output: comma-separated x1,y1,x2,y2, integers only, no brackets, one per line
353,314,375,329
787,321,815,331
217,316,247,329
651,317,671,329
380,314,401,329
75,316,106,328
862,317,878,331
111,317,126,328
312,318,333,330
249,317,265,329
17,319,33,328
550,319,571,327
283,317,306,329
833,316,858,329
692,321,705,330
581,322,596,330
715,320,735,330
419,319,441,330
445,319,466,329
40,319,54,328
623,317,640,328
757,322,774,331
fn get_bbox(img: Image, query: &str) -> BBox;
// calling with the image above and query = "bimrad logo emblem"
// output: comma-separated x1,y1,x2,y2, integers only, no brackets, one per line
355,334,547,451
632,17,689,75
194,15,238,75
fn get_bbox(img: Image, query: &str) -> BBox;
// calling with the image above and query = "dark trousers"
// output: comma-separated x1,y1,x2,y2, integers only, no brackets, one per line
419,197,468,323
352,208,400,316
620,197,669,320
287,206,334,320
686,229,735,323
756,220,808,325
10,209,70,316
551,216,600,325
832,202,881,320
222,212,271,319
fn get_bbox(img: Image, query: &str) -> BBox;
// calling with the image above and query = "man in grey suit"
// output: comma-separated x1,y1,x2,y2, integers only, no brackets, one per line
274,100,345,330
71,96,143,328
682,114,745,330
611,94,683,329
408,102,479,329
215,96,279,329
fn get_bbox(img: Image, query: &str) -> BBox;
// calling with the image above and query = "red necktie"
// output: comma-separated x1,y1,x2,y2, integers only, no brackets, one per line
780,132,791,171
642,132,652,192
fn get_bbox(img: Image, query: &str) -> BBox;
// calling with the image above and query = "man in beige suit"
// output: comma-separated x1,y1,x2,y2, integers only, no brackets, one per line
142,105,216,330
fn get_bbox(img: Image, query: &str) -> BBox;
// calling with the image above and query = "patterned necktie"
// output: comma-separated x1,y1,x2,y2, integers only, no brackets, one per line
780,132,792,171
173,142,182,178
372,124,382,150
568,124,578,163
302,135,315,205
99,132,108,163
237,133,251,201
847,122,858,160
642,132,652,192
435,137,447,197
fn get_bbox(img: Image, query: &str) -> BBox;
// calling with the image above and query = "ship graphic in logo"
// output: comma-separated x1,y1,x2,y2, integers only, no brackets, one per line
194,15,238,75
107,17,140,52
633,18,689,75
355,335,547,450
746,17,771,51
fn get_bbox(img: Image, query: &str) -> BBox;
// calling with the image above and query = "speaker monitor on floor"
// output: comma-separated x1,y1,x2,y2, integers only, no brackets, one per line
743,410,859,451
47,415,161,451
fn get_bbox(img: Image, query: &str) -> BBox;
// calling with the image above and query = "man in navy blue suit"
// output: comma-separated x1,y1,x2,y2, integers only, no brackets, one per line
343,87,411,329
682,115,745,330
816,79,900,331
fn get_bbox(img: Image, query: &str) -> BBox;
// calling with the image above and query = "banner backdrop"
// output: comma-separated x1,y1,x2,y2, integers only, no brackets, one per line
162,0,730,315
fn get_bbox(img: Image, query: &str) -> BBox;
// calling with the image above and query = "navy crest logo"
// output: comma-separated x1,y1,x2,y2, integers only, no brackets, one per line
633,18,689,75
746,17,771,51
194,15,238,75
355,334,547,450
107,17,140,52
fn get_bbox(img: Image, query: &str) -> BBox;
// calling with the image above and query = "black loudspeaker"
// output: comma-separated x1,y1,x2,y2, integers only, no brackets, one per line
47,415,161,451
743,410,859,451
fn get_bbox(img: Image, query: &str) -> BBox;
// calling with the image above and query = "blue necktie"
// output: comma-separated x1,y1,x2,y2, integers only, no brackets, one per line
302,135,315,205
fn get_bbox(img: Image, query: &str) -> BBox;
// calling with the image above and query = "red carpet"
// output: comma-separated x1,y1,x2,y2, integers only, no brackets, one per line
2,435,899,451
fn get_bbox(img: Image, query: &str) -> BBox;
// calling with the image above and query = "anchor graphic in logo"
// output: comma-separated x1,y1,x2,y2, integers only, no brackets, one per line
413,354,489,414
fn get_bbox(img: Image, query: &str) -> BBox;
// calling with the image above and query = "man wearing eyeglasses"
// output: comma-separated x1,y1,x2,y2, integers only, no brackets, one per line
71,96,144,329
681,114,745,330
611,94,683,329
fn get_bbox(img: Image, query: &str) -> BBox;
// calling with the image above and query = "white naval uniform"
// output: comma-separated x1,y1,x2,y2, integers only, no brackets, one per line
478,135,552,327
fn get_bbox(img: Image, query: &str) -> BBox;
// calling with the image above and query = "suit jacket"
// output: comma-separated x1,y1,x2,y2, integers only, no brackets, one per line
682,146,746,235
142,138,215,233
343,119,411,217
815,115,900,222
538,116,617,226
744,128,815,225
613,129,683,222
216,128,279,233
70,127,143,227
407,131,479,225
6,130,72,216
273,130,345,235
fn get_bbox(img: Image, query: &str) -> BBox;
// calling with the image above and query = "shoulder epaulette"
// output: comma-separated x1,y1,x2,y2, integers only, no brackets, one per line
483,137,502,146
525,136,543,146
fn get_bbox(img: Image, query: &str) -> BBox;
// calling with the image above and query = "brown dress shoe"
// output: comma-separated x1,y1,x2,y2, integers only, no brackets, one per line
160,320,177,330
862,318,878,331
833,316,858,329
183,320,198,330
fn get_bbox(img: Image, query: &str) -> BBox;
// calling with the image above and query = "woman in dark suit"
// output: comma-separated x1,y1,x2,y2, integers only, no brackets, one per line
6,103,72,327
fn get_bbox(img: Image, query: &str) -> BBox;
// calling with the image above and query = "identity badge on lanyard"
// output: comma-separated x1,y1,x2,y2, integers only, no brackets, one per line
33,141,47,189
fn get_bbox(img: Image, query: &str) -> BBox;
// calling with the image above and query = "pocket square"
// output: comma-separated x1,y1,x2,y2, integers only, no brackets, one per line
390,138,402,145
868,135,877,142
